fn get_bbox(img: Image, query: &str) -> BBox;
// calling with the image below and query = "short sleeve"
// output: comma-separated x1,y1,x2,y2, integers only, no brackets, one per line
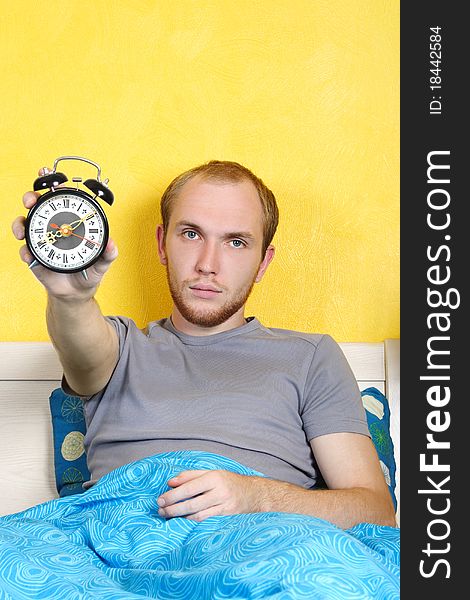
301,335,370,441
104,315,133,357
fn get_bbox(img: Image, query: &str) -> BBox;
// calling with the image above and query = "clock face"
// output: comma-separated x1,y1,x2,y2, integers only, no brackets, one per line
25,188,109,272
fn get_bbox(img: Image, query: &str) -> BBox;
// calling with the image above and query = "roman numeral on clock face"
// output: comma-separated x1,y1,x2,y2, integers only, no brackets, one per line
85,240,95,250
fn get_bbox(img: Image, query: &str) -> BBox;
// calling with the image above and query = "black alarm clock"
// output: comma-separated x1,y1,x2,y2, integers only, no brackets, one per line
25,156,114,279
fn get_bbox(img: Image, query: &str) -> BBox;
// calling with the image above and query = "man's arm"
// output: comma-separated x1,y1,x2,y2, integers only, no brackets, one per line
47,294,119,396
156,433,396,529
12,176,119,396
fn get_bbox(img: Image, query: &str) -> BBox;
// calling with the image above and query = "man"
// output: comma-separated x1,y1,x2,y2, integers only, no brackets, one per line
12,160,396,529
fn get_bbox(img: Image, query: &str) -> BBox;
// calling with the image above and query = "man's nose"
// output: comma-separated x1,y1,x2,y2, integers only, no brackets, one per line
196,241,219,275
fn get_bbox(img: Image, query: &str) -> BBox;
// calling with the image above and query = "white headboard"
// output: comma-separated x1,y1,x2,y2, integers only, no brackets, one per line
0,340,400,522
339,340,400,525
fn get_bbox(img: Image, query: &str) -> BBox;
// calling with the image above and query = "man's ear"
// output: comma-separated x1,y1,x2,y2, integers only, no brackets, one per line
156,224,167,265
255,245,275,283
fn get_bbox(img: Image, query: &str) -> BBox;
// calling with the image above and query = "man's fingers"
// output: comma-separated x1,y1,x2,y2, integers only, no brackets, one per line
167,470,210,486
186,506,224,522
158,492,220,519
22,191,40,209
90,239,118,277
158,472,215,509
102,239,119,262
12,216,26,240
160,479,208,505
158,497,200,518
22,166,52,209
19,244,34,265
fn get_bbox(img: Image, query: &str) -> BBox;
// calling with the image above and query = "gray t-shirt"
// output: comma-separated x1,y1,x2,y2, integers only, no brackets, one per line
78,316,369,489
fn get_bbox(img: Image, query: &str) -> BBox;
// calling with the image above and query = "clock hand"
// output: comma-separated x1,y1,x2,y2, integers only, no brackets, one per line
68,232,100,246
50,223,99,246
48,223,99,247
50,208,97,235
45,223,65,244
68,212,97,230
44,229,61,244
50,223,65,233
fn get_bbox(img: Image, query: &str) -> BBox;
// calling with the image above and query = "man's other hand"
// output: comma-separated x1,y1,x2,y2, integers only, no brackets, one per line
157,470,264,521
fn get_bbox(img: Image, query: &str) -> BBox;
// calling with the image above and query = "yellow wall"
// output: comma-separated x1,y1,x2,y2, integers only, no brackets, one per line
1,1,399,342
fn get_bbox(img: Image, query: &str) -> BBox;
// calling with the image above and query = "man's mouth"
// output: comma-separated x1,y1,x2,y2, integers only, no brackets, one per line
189,283,222,299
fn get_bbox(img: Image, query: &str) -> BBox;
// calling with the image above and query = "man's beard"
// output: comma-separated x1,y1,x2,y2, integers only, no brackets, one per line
165,265,256,328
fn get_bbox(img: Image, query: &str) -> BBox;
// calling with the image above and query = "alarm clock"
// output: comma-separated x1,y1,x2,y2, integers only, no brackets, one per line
25,156,114,279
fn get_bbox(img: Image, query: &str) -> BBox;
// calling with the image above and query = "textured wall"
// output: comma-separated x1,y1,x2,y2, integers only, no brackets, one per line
1,1,399,342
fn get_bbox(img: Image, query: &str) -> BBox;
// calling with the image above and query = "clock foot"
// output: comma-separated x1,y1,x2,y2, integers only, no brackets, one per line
28,259,40,270
81,269,88,281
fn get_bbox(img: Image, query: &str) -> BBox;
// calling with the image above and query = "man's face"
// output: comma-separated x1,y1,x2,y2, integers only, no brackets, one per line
157,176,274,334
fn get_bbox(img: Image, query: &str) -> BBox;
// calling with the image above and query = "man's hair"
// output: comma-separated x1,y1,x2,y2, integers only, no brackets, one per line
160,160,279,255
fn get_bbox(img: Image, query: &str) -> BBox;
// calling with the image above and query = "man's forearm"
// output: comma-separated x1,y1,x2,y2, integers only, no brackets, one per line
47,295,118,396
255,476,397,529
157,468,397,528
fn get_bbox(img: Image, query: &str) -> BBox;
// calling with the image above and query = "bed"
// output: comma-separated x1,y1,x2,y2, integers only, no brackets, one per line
0,339,400,598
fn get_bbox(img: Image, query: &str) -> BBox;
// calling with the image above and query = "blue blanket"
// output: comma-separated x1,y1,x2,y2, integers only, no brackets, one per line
0,451,399,599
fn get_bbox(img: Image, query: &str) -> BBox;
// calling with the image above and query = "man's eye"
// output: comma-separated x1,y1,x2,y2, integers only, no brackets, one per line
229,239,245,248
183,231,199,240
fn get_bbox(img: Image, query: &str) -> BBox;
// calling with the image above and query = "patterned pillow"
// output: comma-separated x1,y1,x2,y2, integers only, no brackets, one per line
361,387,397,510
49,388,91,497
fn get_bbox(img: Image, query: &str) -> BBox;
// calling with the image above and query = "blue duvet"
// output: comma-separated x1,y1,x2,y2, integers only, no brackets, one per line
0,451,399,599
